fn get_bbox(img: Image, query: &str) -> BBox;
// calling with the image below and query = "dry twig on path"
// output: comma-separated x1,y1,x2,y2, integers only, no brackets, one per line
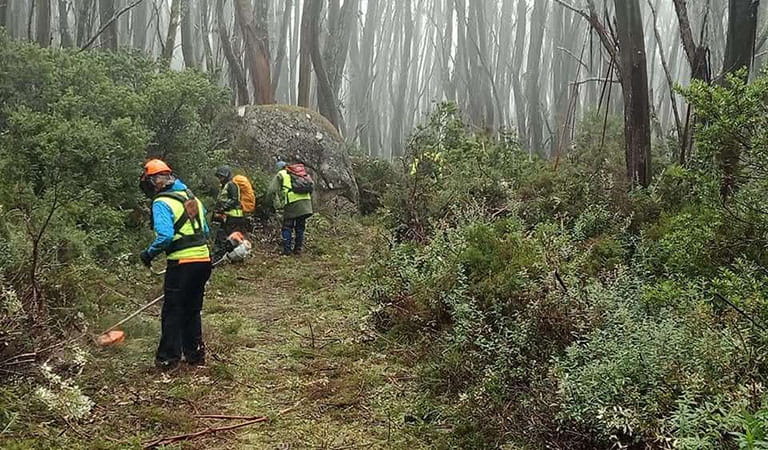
142,416,268,448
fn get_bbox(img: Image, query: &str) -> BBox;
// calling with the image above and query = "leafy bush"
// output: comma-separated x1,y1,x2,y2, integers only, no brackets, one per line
0,35,231,355
363,88,768,448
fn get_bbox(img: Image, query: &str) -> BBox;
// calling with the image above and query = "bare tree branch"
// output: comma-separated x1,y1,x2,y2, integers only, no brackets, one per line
80,0,144,51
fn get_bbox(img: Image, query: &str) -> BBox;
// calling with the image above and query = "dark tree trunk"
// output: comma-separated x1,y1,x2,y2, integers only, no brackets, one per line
297,0,312,107
75,0,94,47
525,0,548,154
308,0,341,129
36,0,51,47
234,0,273,104
0,0,8,29
181,0,197,68
390,0,413,157
98,0,117,49
723,0,759,78
131,0,147,50
615,0,652,187
162,0,181,63
199,0,214,71
272,0,292,95
216,0,248,104
719,0,759,197
512,0,527,144
58,0,72,47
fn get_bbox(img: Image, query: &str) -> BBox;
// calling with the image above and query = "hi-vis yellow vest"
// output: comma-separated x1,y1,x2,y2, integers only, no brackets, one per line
219,181,244,217
153,191,210,261
279,169,311,205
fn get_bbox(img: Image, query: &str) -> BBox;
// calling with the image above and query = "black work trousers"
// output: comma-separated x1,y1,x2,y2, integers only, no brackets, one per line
156,261,212,366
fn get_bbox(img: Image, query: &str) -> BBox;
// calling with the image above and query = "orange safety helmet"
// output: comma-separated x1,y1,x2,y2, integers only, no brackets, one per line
143,159,172,176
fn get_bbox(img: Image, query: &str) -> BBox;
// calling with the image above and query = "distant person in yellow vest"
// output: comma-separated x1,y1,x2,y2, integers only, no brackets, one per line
139,159,211,370
266,161,314,256
213,165,246,261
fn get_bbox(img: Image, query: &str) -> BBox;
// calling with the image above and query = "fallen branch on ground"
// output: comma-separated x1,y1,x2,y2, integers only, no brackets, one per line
194,414,264,420
142,416,268,448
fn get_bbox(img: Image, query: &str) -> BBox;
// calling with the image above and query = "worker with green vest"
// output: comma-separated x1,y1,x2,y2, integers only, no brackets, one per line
266,160,314,255
213,165,246,262
139,159,212,370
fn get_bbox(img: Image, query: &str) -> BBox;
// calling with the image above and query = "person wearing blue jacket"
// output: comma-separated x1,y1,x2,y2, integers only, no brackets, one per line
139,159,212,370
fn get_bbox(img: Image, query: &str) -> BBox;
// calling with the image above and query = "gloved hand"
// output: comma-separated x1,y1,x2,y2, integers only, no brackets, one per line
139,250,153,268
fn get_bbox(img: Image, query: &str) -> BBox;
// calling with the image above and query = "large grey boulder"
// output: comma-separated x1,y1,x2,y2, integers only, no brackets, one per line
233,104,358,203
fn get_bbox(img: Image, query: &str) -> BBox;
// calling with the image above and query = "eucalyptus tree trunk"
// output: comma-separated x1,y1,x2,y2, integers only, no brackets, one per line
390,0,413,157
58,0,72,47
271,0,292,95
234,0,272,104
526,0,548,154
722,0,759,78
0,0,8,29
297,0,312,107
511,0,527,144
324,0,358,102
75,0,96,47
131,0,147,50
614,0,652,186
162,0,181,63
216,0,248,104
36,0,51,47
308,0,341,129
199,0,214,72
181,0,198,68
97,0,116,49
356,0,378,155
719,0,759,197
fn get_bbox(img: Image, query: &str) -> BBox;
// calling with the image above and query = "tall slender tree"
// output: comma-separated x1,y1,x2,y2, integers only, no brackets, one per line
36,0,51,47
162,0,181,63
234,0,273,104
98,0,117,49
181,0,197,68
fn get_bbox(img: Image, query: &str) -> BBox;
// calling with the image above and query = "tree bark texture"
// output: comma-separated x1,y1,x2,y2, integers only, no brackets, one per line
614,0,652,187
36,0,51,47
181,0,197,68
0,0,8,29
297,0,313,107
216,0,249,104
97,0,117,49
58,0,72,47
719,0,759,197
162,0,181,63
234,0,273,104
390,0,413,157
723,0,759,78
131,0,147,50
271,0,292,95
526,0,548,154
308,0,341,129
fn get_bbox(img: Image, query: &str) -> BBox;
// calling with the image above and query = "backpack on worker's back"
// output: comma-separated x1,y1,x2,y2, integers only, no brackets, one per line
286,164,314,195
232,174,256,213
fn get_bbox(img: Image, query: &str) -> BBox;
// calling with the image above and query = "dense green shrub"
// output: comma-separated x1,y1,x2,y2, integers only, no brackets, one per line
364,86,768,447
0,34,231,346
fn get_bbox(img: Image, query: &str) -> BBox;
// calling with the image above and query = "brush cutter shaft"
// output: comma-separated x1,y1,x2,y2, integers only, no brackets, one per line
101,294,164,335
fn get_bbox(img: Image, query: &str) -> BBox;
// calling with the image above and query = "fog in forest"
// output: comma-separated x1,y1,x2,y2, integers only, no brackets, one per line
2,0,763,162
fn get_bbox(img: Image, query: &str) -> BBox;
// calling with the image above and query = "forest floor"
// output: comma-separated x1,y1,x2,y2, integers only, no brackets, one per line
1,217,444,449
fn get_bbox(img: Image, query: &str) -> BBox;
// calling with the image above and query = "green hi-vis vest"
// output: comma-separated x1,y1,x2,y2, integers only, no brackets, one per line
153,191,210,261
279,169,311,205
219,181,244,217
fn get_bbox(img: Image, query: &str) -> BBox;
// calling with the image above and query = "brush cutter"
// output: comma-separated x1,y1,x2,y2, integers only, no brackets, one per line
96,233,252,347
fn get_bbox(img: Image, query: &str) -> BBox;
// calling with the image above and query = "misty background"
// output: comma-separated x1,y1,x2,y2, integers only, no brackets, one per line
1,0,767,160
